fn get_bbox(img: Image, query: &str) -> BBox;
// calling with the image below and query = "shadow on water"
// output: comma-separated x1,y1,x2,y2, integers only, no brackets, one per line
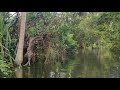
14,48,120,78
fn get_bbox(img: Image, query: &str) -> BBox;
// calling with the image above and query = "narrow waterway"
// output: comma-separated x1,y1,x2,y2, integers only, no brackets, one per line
13,49,120,78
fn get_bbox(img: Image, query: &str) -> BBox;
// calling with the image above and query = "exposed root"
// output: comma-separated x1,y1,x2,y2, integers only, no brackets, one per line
23,60,30,66
23,30,66,66
23,30,51,66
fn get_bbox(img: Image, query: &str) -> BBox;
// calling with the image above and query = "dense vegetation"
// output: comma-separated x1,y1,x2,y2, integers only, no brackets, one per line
0,12,120,77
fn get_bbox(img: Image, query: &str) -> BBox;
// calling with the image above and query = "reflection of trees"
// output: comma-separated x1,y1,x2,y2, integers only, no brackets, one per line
20,61,66,78
107,52,120,78
29,62,47,78
71,49,120,78
49,65,66,78
15,67,23,78
26,61,56,78
96,49,120,78
44,64,53,78
26,67,32,78
72,49,103,78
14,49,120,78
68,69,72,78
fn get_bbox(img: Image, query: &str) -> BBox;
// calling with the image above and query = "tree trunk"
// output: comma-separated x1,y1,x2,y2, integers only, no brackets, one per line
15,12,26,67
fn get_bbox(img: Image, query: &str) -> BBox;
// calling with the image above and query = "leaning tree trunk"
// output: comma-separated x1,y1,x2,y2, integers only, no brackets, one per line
15,12,26,67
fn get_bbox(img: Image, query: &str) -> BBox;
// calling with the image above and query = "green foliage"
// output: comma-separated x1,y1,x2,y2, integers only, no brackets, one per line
0,12,120,77
0,56,13,77
27,12,79,58
26,12,120,62
0,12,14,77
72,12,120,51
96,12,120,51
64,33,79,55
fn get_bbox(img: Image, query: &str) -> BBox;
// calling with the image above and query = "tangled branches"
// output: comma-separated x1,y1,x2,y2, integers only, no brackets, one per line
23,30,67,66
23,31,51,66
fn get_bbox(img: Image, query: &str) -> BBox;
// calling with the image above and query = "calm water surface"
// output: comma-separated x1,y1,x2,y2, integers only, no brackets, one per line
14,49,120,78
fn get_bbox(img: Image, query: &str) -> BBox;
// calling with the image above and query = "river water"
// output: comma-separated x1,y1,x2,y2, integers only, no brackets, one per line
13,49,120,78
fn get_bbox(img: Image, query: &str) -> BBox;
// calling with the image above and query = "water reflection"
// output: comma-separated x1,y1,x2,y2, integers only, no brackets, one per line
15,67,23,78
14,49,120,78
50,71,55,78
71,49,120,78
